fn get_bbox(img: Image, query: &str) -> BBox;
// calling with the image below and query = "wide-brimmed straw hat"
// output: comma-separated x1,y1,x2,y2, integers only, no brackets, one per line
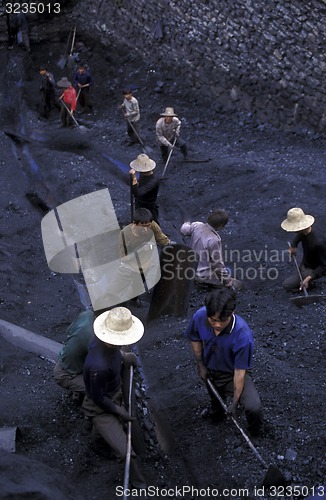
94,307,144,346
160,107,177,117
130,154,156,172
57,77,71,88
281,207,315,232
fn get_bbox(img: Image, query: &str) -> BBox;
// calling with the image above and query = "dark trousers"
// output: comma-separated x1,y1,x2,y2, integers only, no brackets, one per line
60,102,74,127
82,368,145,488
207,371,262,435
282,264,314,293
77,89,93,112
40,89,60,118
127,120,141,144
160,137,187,163
134,200,159,225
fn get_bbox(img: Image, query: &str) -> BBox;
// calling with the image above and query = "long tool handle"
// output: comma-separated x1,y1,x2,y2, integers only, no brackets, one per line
161,136,177,178
287,242,309,297
70,27,76,55
123,365,133,498
65,28,73,56
207,379,268,469
130,174,134,222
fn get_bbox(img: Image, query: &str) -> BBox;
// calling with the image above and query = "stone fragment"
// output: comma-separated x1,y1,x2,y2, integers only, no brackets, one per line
0,427,18,453
285,448,297,461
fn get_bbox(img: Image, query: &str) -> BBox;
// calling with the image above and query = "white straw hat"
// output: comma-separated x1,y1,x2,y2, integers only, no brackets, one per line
160,107,177,117
281,207,315,232
93,307,144,346
130,154,156,172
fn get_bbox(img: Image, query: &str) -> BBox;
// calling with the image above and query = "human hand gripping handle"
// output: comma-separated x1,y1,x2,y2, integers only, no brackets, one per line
122,351,138,368
226,400,238,418
197,361,208,381
115,404,136,422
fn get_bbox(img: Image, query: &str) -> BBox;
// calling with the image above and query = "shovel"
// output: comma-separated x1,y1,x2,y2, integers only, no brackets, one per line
60,99,88,133
128,118,154,156
67,27,77,68
207,379,286,488
288,242,326,307
123,365,133,497
57,27,75,69
161,136,177,179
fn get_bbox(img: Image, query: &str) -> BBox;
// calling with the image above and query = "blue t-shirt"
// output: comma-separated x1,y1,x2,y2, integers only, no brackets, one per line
184,306,254,373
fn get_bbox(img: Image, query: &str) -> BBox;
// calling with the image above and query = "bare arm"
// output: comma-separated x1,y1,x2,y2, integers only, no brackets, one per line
228,368,246,417
191,341,207,381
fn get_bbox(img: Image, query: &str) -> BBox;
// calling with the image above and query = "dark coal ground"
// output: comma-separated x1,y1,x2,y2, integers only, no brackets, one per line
0,33,325,500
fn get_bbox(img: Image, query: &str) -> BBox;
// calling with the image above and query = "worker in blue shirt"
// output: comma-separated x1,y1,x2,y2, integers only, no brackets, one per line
184,288,263,436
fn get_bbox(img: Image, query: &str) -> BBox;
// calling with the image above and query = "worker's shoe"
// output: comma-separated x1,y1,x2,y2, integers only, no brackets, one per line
72,391,84,405
81,416,92,435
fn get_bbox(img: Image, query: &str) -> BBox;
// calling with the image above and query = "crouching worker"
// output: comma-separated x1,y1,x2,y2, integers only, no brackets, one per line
53,310,95,404
281,207,326,293
82,307,147,489
184,288,263,437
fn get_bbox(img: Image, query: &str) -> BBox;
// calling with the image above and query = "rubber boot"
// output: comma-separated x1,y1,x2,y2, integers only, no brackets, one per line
180,144,187,159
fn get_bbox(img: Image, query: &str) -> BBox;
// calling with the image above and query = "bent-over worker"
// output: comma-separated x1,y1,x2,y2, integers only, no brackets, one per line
281,207,326,292
82,307,146,488
184,288,263,436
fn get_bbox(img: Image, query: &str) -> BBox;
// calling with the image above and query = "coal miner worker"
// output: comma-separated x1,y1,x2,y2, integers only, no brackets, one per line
53,310,95,404
156,107,187,163
82,307,147,488
281,207,326,293
119,208,172,307
57,77,77,128
75,64,94,114
39,66,59,119
120,88,141,146
129,154,160,224
180,209,241,290
184,288,263,437
120,208,171,251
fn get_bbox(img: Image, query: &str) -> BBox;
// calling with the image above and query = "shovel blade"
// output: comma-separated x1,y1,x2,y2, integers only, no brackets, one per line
147,244,198,321
290,295,326,307
57,56,67,69
67,54,76,69
262,464,287,488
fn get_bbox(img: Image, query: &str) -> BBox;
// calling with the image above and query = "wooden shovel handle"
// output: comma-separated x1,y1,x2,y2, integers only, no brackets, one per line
70,27,76,55
123,366,133,494
130,174,134,222
207,379,268,469
287,242,309,297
